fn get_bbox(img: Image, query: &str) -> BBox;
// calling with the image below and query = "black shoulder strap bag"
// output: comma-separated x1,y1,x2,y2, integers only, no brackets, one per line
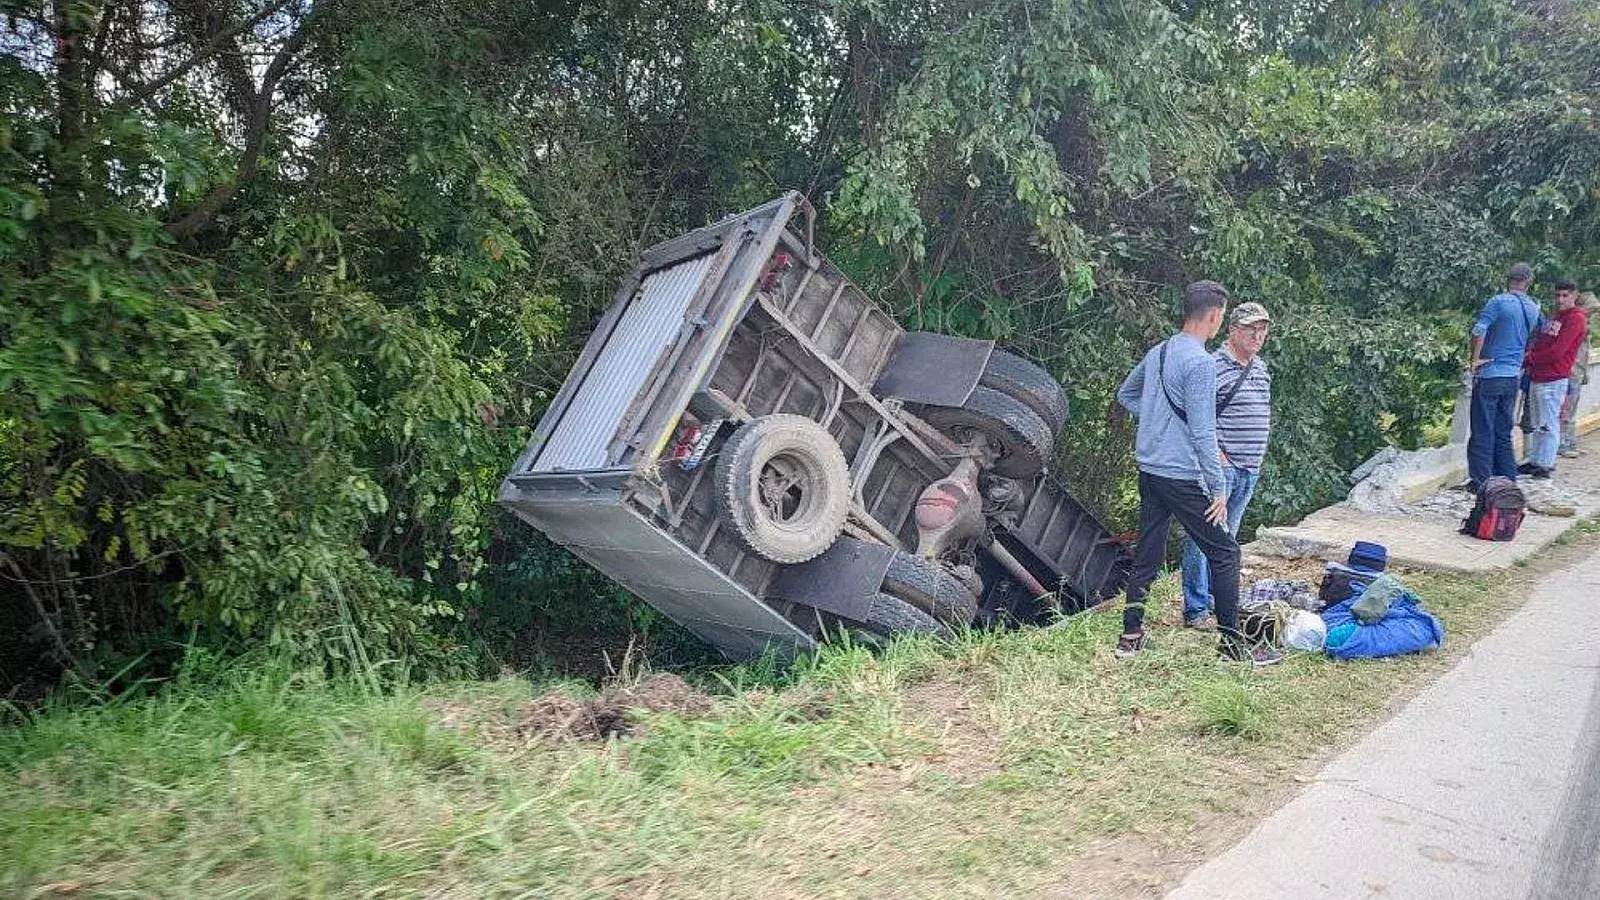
1214,356,1259,461
1157,340,1188,424
1161,341,1257,421
1215,357,1258,416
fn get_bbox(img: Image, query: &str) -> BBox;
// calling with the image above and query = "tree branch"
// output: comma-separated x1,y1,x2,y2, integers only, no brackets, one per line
163,2,317,239
0,551,89,680
86,0,119,85
128,0,296,107
926,186,974,290
53,0,92,147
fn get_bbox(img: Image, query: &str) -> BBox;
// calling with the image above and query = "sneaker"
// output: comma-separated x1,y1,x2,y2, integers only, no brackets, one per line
1532,466,1553,480
1249,646,1285,667
1219,643,1284,668
1518,461,1539,475
1183,615,1216,631
1560,449,1581,459
1114,630,1147,659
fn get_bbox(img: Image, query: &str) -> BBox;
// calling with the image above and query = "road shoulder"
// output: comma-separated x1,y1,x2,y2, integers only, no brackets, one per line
1163,543,1600,900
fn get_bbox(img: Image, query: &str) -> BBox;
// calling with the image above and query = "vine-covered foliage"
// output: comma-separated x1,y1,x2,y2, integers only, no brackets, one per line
2,0,1598,686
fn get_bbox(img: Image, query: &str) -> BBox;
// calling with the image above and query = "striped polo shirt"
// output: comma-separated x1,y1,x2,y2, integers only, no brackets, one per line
1214,346,1271,472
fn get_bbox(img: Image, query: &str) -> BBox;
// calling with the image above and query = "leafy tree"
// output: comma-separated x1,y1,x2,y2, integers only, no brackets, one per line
3,0,1600,689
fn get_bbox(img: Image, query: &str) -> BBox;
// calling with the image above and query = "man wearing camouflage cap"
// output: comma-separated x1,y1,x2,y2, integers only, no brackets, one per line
1114,282,1280,667
1180,301,1274,629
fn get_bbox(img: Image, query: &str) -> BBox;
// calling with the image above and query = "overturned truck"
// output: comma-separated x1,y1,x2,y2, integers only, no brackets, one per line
499,194,1131,658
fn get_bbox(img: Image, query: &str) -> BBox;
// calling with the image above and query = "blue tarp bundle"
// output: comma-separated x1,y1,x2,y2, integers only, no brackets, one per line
1321,583,1446,661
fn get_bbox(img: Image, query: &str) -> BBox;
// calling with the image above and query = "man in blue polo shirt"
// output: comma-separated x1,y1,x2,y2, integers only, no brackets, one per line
1468,263,1545,491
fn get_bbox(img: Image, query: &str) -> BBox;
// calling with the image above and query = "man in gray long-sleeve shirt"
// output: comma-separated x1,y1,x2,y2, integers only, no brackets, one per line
1113,281,1281,667
1180,302,1273,627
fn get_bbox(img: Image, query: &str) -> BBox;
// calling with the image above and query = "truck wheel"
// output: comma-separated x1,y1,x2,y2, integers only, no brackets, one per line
799,593,954,646
981,349,1068,435
715,414,851,564
920,386,1054,478
882,552,980,627
859,592,953,641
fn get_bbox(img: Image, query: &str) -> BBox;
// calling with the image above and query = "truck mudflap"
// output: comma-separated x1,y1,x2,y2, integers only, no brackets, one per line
872,331,993,408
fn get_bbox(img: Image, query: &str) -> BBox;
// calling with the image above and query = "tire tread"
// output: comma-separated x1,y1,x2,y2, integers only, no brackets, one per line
921,385,1053,478
980,349,1068,435
713,414,850,564
882,552,980,626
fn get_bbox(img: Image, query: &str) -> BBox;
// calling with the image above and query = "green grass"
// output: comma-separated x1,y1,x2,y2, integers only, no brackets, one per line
1193,676,1269,739
1,534,1592,898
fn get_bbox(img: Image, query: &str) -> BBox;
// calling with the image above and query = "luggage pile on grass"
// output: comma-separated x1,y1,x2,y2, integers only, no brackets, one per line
1239,541,1446,661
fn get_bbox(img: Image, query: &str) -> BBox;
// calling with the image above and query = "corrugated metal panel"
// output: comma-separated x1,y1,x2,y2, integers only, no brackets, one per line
532,254,715,472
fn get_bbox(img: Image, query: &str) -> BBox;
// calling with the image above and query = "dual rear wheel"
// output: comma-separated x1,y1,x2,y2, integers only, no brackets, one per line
917,347,1067,478
792,542,981,644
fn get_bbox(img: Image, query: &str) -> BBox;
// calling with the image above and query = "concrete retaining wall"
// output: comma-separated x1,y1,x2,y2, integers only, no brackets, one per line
1385,360,1600,503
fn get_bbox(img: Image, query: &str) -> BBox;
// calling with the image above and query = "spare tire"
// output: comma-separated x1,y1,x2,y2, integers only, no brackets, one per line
980,349,1068,435
882,552,980,627
714,414,851,564
919,386,1054,478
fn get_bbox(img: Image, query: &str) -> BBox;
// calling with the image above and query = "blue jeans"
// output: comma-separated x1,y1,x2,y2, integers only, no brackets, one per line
1561,377,1583,453
1526,379,1568,468
1180,465,1259,623
1468,376,1521,486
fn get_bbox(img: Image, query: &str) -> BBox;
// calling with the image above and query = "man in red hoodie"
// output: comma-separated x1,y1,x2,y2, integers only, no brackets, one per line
1521,280,1589,478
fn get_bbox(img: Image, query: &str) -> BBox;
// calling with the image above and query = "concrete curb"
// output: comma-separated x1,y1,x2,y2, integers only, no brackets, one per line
1246,509,1579,574
1389,404,1600,505
1246,429,1600,574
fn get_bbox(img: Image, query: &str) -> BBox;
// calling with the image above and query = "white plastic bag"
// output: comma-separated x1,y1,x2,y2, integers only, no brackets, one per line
1283,609,1328,652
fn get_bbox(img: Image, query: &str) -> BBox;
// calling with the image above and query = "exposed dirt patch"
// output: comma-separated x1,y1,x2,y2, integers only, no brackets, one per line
428,674,717,747
1041,812,1246,899
902,677,978,731
1237,553,1330,588
515,691,595,740
518,673,714,741
901,676,1000,782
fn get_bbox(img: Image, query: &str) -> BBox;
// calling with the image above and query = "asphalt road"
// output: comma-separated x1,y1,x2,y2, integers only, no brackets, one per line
1165,549,1600,900
1528,675,1600,900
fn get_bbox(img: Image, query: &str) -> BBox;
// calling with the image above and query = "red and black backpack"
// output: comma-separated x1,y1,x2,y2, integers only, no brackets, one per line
1461,476,1526,542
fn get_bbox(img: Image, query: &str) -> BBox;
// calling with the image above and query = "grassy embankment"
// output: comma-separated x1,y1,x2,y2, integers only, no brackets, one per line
5,525,1595,899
